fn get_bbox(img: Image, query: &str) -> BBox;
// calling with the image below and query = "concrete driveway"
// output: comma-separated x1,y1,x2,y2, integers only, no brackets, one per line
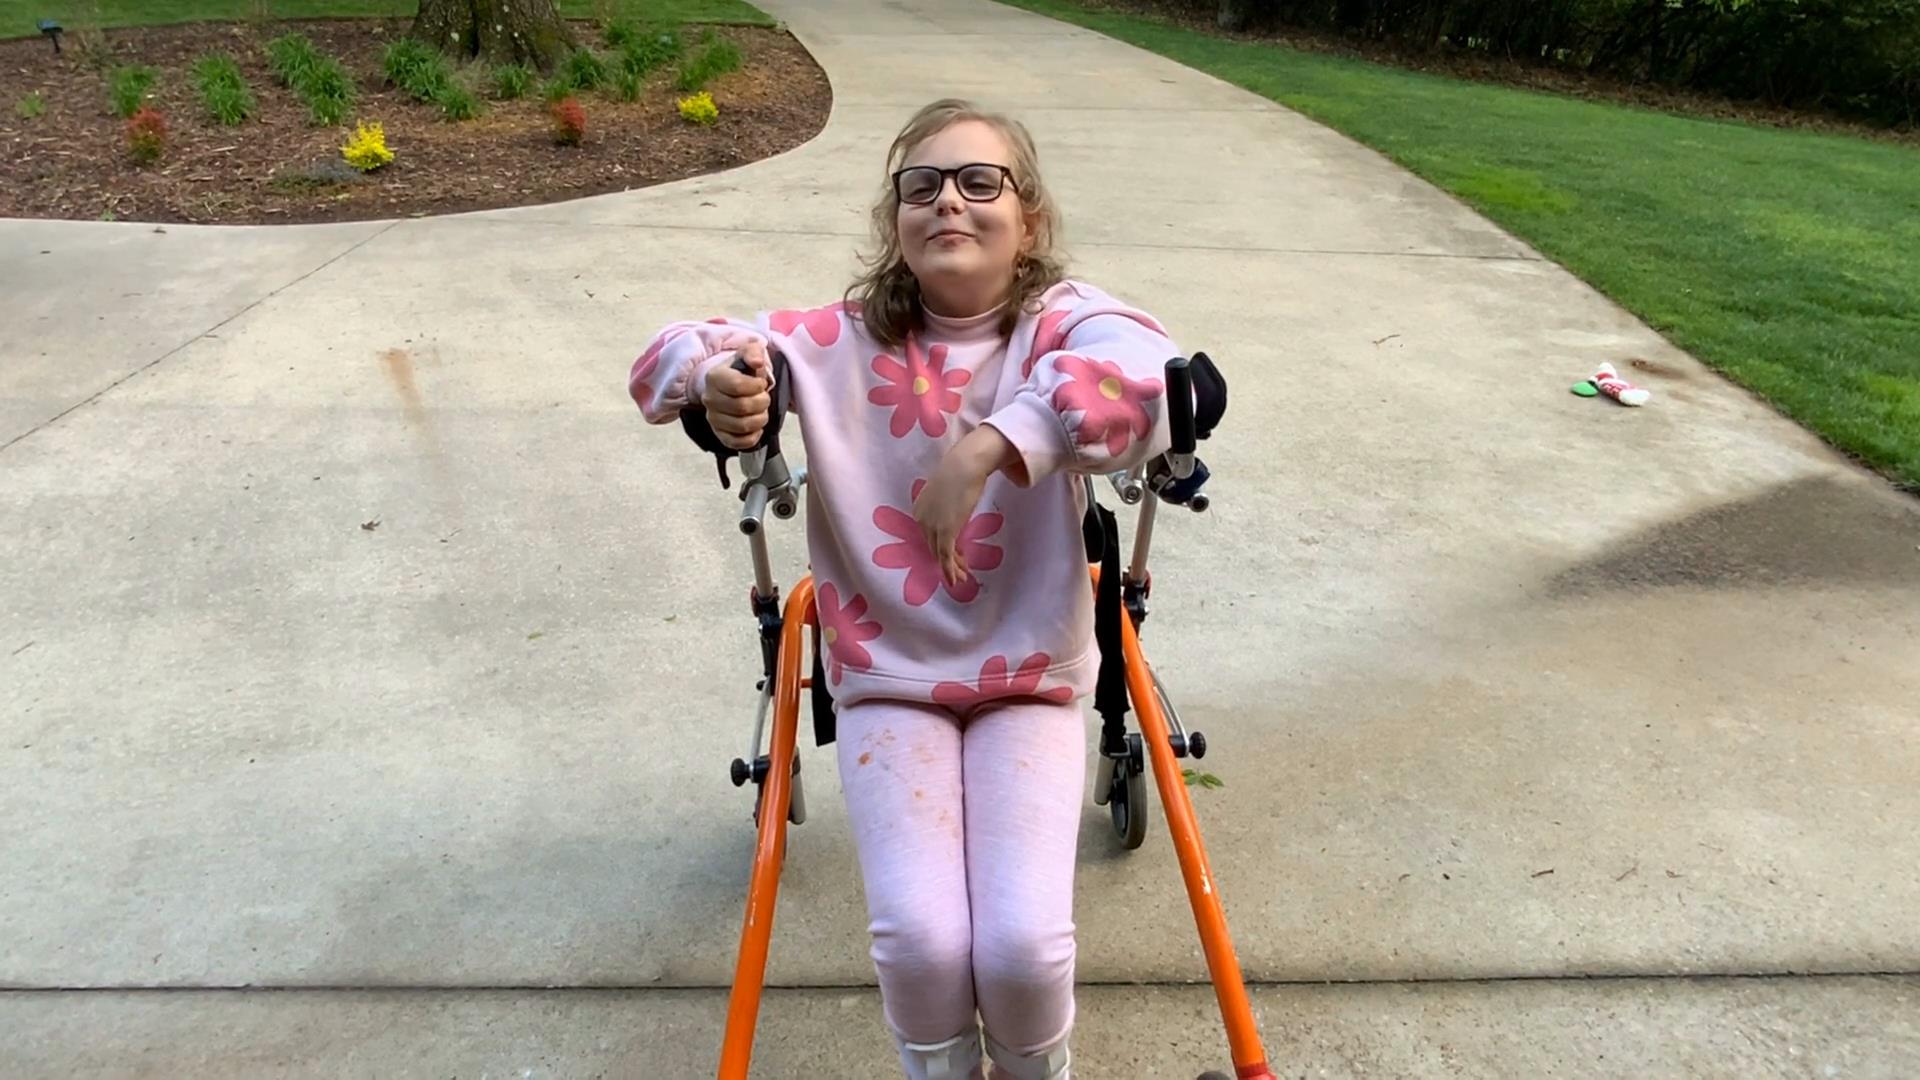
4,0,1918,1075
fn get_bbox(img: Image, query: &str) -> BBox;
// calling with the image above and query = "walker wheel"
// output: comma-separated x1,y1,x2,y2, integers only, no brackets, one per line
1107,734,1149,850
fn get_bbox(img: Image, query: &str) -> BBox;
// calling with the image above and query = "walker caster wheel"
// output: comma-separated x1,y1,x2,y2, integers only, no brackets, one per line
1106,734,1149,850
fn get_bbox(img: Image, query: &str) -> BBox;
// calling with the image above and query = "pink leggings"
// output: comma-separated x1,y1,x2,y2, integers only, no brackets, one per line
837,696,1087,1073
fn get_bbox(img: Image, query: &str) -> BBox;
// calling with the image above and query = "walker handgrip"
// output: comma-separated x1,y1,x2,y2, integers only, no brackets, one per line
1166,357,1196,457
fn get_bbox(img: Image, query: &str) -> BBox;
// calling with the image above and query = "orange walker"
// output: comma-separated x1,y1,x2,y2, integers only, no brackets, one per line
684,351,1274,1080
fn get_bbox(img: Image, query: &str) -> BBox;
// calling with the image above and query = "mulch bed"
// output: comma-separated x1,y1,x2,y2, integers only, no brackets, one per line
0,19,831,225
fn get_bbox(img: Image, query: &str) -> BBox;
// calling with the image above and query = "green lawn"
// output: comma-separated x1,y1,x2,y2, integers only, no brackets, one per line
0,0,772,35
1003,0,1920,491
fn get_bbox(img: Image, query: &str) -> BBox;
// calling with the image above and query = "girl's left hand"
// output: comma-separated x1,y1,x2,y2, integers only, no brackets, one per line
915,426,1019,586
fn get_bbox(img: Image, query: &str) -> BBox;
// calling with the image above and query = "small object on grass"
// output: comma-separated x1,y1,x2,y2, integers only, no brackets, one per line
1570,380,1599,397
1592,362,1651,406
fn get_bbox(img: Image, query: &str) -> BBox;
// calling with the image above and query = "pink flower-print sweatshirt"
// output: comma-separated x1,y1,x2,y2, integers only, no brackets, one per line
629,279,1180,711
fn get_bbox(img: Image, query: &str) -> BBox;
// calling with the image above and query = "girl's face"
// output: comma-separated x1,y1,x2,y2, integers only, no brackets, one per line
895,120,1032,318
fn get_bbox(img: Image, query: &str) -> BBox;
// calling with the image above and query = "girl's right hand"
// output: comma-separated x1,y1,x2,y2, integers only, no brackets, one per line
701,340,773,450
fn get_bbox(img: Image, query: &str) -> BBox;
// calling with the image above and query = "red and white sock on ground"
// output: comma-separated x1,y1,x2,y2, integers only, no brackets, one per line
1593,362,1651,406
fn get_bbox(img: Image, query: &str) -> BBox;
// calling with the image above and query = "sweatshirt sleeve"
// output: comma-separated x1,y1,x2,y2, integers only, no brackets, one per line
629,300,864,423
627,315,777,425
982,283,1182,485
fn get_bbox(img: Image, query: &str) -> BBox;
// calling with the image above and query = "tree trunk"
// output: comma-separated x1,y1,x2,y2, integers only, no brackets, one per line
413,0,576,70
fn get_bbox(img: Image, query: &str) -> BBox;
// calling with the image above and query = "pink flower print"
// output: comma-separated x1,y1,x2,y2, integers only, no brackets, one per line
769,302,850,347
871,479,1005,606
1023,308,1072,378
1051,355,1164,457
815,583,883,686
868,338,971,439
932,653,1075,711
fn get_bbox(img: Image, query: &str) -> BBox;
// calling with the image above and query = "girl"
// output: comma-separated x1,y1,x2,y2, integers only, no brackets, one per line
629,98,1182,1080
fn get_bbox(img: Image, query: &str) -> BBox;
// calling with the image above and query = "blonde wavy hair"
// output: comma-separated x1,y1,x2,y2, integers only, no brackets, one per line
847,99,1067,349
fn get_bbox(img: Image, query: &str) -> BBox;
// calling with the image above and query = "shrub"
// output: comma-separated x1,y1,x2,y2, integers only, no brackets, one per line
492,62,533,100
619,28,683,78
108,64,158,119
611,68,644,102
383,38,449,100
192,53,256,126
601,17,641,49
269,33,356,126
551,95,586,145
432,81,482,121
674,35,743,92
558,47,609,92
300,58,356,126
1168,0,1920,126
16,91,46,119
340,121,394,172
126,106,167,164
266,32,322,88
677,89,718,125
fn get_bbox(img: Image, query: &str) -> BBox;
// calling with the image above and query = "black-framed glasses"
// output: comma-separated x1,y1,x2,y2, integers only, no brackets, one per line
892,163,1019,206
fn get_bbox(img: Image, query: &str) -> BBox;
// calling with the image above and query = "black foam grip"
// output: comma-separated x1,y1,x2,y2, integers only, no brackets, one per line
1165,357,1196,455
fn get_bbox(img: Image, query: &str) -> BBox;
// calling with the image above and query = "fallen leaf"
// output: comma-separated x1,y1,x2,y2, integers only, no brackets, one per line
527,631,544,640
1666,870,1682,879
664,614,677,622
360,519,380,531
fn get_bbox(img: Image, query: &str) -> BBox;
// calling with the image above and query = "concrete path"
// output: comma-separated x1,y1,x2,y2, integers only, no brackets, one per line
4,0,1918,1075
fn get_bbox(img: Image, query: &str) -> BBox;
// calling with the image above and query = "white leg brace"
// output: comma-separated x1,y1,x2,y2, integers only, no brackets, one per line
985,1030,1071,1080
896,1029,985,1080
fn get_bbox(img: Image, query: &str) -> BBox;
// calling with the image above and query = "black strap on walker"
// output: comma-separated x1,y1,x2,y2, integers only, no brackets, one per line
678,349,792,490
811,623,835,746
1087,501,1129,746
